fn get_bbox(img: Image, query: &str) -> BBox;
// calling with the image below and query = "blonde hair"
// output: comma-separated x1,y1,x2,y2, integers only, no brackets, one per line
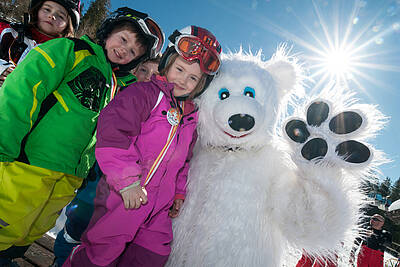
160,52,206,100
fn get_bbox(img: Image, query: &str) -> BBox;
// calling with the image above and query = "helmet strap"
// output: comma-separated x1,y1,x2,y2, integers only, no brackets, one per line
175,94,190,101
158,47,176,73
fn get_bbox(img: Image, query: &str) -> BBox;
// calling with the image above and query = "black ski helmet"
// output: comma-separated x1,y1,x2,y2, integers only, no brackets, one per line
96,7,165,73
29,0,81,31
158,25,222,99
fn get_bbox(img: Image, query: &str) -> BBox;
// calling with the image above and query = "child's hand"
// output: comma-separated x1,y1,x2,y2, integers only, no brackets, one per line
169,199,184,218
120,185,148,209
0,67,15,86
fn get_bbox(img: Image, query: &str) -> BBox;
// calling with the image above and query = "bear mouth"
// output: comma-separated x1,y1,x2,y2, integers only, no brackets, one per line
223,131,251,139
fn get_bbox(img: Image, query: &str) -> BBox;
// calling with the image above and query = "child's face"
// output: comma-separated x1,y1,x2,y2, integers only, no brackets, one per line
37,1,68,37
105,29,146,66
370,217,384,230
166,56,202,97
133,61,159,82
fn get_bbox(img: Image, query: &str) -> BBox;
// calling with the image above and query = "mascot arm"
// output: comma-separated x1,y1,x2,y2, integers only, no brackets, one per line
277,96,385,255
276,166,350,254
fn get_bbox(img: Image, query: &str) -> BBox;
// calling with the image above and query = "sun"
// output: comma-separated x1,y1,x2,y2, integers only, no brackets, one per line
307,41,360,88
324,48,352,77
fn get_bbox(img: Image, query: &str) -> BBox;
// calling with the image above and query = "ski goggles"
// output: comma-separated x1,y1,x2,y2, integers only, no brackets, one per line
175,35,221,75
136,16,164,58
119,9,164,58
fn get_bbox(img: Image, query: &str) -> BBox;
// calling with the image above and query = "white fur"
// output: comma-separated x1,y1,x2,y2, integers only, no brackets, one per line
167,49,386,267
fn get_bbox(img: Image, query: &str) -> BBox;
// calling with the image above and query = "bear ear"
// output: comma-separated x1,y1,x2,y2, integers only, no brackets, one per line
265,60,298,96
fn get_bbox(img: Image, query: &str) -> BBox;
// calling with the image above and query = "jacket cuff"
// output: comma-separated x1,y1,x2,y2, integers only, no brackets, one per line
174,194,185,201
119,180,141,193
0,60,13,75
110,174,141,192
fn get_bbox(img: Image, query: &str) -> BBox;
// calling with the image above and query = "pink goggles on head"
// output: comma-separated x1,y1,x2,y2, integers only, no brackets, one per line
174,34,221,75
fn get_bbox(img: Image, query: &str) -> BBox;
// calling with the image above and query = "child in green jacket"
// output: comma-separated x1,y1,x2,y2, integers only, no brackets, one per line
0,7,164,265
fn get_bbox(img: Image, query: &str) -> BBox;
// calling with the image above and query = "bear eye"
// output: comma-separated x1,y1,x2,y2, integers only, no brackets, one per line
243,87,255,98
218,88,230,100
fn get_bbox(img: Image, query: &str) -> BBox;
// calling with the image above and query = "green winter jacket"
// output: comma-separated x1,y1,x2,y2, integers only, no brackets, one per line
0,35,136,178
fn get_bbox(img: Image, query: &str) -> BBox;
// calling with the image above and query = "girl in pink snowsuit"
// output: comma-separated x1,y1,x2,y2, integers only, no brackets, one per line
64,25,222,267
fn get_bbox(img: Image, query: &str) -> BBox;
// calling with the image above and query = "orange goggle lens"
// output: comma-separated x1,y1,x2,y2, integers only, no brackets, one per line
176,36,220,75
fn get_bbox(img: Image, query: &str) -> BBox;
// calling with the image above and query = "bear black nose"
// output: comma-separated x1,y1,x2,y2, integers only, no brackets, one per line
228,114,255,132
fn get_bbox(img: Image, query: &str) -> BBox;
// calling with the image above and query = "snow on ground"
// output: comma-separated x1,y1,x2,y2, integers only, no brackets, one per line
45,209,399,266
47,207,67,239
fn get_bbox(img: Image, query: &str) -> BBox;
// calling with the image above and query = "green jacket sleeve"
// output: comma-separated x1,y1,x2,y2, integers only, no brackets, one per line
0,38,75,162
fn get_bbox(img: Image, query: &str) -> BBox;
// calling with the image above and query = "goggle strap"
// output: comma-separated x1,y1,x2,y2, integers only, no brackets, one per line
133,19,162,58
116,8,148,20
168,30,181,43
131,10,148,19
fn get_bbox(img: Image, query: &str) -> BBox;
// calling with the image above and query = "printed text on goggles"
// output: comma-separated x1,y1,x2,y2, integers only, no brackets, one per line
127,14,164,58
175,35,221,75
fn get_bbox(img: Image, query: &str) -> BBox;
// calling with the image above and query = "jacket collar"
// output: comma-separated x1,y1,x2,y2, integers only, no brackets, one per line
30,26,54,44
151,75,197,116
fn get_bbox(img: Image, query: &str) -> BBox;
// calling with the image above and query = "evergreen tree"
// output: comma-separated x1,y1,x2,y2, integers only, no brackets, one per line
76,0,110,39
378,177,392,199
361,175,379,196
0,0,13,20
390,177,400,202
0,0,29,23
13,0,30,19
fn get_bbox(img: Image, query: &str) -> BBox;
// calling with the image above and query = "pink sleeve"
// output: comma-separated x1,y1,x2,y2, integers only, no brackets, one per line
95,83,159,192
95,141,142,192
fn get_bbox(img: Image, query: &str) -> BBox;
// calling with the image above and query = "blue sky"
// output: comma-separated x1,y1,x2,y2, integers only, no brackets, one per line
85,0,400,181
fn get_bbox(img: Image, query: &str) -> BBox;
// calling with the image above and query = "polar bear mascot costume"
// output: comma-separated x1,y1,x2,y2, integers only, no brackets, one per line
166,47,386,267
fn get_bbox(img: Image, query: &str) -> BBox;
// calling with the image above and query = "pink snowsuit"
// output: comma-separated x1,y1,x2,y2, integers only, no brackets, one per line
64,75,198,267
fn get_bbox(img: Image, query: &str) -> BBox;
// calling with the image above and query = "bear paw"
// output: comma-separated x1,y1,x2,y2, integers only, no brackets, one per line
284,100,371,164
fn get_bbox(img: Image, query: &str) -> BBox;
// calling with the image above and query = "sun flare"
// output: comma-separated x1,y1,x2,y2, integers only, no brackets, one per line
299,1,399,92
245,0,400,93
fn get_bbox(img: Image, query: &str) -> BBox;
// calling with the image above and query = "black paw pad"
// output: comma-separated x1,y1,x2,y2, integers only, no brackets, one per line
286,100,368,164
307,101,329,126
285,120,310,143
301,138,328,160
329,111,363,134
335,140,370,163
